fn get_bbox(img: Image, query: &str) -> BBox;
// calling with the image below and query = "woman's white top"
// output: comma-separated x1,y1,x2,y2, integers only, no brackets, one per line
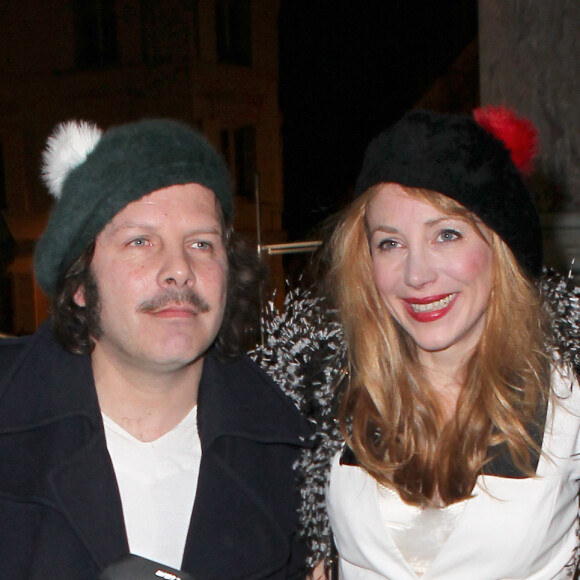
376,484,466,576
326,366,580,579
103,405,201,569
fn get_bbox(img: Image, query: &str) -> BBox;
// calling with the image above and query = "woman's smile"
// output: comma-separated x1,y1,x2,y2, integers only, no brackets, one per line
403,293,457,321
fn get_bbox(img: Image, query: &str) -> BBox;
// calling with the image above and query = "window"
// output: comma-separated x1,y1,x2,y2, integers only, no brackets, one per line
220,125,257,200
74,0,119,69
215,0,252,66
139,0,198,65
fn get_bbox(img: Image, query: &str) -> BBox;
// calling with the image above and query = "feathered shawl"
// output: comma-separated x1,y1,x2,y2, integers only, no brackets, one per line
250,270,580,569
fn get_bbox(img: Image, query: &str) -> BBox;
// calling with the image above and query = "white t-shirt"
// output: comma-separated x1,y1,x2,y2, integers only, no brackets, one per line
327,366,580,579
103,406,201,569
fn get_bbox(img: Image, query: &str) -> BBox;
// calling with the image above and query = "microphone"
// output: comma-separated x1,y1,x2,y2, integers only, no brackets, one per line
99,554,195,580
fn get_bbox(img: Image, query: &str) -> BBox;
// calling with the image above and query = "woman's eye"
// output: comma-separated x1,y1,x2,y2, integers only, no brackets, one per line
437,229,461,242
192,241,211,250
377,238,401,251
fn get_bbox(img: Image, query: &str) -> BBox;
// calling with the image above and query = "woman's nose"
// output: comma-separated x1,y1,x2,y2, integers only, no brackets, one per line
404,247,437,288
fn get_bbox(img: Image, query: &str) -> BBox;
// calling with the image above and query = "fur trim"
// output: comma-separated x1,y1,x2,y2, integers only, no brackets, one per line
42,121,102,199
251,287,346,569
473,106,539,174
540,268,580,376
252,273,580,568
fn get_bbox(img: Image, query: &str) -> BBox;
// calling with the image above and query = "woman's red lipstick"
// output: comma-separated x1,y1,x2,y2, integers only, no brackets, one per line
403,293,457,322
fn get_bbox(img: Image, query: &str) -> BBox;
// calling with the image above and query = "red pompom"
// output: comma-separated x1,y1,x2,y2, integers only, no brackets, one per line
473,105,539,174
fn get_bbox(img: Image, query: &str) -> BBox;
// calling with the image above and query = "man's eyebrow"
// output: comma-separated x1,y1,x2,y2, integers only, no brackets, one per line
109,221,153,231
104,222,156,237
107,223,223,236
184,226,223,237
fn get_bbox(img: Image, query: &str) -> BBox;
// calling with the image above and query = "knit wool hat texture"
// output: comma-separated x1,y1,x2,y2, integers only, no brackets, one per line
354,109,543,277
34,118,232,296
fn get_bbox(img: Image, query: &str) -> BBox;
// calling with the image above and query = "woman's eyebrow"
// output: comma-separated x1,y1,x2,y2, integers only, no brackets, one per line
369,224,398,235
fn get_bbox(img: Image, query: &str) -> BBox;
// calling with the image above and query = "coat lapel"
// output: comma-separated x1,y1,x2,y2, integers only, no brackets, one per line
182,352,312,578
50,433,129,569
183,452,293,578
196,352,313,449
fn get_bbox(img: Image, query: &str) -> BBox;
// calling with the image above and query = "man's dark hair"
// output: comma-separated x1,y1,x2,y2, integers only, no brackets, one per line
51,225,266,359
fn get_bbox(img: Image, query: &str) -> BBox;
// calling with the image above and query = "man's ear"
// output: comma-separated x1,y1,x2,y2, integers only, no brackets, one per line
73,285,86,307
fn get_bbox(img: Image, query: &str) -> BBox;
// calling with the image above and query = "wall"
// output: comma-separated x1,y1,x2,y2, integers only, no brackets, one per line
479,0,580,272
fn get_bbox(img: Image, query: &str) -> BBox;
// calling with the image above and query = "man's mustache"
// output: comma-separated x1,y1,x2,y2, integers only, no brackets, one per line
137,288,211,314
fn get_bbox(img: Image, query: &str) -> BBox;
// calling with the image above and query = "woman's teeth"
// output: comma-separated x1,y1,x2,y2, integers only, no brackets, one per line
410,294,455,312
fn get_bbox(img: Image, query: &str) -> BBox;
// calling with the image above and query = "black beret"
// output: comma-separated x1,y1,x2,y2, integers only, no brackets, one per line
354,109,542,277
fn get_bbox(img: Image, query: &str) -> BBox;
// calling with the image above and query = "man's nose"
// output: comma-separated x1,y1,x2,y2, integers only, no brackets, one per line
158,247,195,288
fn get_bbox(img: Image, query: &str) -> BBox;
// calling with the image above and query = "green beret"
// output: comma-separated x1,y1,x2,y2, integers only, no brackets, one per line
34,118,232,296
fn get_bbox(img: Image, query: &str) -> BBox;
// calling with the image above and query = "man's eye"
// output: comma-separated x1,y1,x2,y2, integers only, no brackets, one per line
129,238,149,247
193,241,211,250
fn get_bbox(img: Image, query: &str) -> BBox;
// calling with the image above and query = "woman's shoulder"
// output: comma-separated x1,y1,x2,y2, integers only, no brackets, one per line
541,270,580,380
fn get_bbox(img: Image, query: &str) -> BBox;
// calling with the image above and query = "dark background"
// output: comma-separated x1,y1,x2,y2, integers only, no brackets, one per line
278,1,478,242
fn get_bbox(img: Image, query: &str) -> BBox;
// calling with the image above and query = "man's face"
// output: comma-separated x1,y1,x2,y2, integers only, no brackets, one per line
74,183,228,375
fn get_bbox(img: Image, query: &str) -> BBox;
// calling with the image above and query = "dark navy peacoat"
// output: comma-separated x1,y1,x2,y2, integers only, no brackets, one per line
0,322,312,579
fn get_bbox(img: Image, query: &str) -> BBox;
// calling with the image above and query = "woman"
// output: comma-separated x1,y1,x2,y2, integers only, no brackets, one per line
256,107,580,579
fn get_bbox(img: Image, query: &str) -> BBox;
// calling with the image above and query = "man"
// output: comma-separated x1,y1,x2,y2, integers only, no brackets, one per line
0,119,312,579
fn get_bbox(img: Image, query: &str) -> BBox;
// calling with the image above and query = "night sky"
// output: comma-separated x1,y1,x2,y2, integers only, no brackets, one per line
278,1,478,242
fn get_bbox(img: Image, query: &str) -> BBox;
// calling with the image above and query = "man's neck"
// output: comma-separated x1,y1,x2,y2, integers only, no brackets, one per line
91,345,203,442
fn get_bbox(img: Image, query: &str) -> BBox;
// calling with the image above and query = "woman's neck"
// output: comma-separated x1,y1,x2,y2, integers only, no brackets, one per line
418,345,477,420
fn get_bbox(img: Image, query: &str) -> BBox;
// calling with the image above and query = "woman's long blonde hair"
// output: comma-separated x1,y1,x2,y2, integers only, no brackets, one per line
323,185,549,506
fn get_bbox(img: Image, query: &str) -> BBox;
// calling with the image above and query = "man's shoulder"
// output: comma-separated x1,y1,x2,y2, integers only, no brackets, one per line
0,322,89,395
0,334,33,377
0,321,58,358
223,351,275,378
206,350,286,397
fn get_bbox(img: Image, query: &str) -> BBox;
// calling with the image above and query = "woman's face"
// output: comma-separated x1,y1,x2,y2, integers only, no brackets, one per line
367,183,493,364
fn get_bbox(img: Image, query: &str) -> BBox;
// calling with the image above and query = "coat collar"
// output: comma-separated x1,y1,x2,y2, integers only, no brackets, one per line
0,323,311,447
197,350,313,451
0,320,101,430
339,400,547,479
482,398,547,477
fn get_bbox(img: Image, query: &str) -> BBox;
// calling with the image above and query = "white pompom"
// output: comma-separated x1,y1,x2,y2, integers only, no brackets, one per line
41,120,103,199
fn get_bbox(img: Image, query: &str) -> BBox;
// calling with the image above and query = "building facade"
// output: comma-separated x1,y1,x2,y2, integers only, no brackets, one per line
0,0,284,334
